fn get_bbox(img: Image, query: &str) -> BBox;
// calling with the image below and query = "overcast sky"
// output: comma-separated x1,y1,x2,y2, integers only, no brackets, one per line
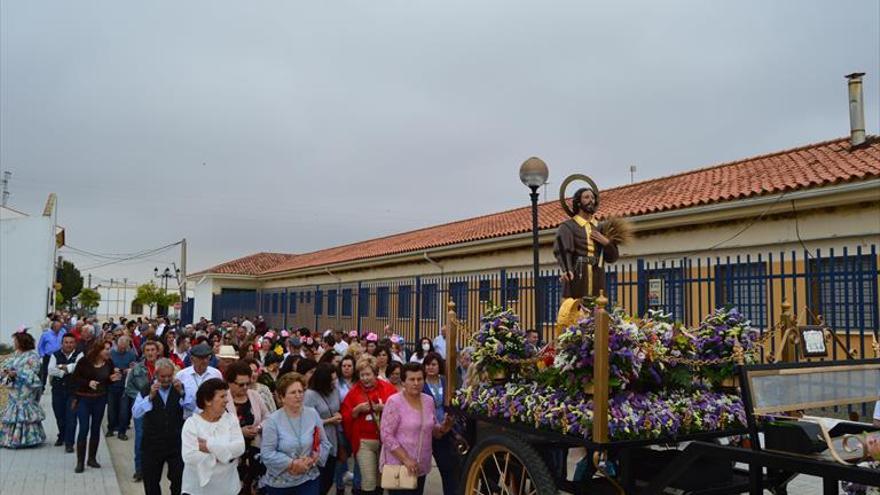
2,0,878,287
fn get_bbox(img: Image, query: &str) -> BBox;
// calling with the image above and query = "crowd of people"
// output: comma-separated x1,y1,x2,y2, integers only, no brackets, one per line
0,311,478,495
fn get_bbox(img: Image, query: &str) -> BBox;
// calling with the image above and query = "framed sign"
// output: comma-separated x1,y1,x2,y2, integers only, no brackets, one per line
800,325,828,358
648,278,664,307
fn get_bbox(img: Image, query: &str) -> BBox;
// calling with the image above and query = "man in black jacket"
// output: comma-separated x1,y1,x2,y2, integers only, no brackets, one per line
131,358,190,495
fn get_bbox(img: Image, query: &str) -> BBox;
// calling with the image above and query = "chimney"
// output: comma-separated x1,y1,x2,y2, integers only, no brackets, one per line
846,72,866,148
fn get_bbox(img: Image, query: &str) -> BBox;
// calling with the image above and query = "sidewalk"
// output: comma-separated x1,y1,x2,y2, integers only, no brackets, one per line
0,392,830,495
0,391,122,495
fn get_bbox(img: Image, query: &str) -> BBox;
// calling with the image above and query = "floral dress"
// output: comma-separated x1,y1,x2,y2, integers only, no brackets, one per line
0,350,46,448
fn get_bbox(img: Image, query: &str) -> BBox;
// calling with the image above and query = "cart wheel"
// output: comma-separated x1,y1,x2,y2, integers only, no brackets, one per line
461,433,557,495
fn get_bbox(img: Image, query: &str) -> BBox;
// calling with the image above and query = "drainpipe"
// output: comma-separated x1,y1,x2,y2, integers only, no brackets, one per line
423,252,443,274
424,252,444,322
325,268,342,326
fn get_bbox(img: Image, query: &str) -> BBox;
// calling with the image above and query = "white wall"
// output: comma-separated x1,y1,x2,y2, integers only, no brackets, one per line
0,216,56,345
93,285,193,321
192,278,215,322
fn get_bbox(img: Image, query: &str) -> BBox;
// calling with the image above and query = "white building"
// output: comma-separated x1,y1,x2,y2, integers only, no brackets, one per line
93,281,192,321
0,195,64,344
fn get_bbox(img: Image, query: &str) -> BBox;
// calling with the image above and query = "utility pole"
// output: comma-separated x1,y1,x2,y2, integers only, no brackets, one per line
1,171,10,206
122,278,128,318
181,238,187,302
88,273,92,289
107,278,113,320
630,165,637,184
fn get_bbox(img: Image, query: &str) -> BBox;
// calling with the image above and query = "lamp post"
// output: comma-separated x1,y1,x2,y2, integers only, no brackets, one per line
154,267,176,293
519,157,549,334
154,267,180,316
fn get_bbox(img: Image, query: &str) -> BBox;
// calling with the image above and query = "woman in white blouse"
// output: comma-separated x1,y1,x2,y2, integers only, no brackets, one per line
181,378,246,495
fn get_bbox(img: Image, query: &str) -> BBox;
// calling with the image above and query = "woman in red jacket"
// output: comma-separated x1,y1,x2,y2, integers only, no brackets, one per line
341,355,397,495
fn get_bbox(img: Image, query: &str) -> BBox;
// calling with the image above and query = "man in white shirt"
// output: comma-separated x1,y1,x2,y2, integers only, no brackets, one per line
433,326,447,360
333,330,349,356
175,343,222,419
132,358,190,495
47,333,82,450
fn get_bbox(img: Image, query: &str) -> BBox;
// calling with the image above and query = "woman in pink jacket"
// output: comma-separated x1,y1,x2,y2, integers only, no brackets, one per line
379,363,452,495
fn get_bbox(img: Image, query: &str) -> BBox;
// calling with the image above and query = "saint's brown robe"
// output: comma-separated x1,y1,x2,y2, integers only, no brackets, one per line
553,218,619,299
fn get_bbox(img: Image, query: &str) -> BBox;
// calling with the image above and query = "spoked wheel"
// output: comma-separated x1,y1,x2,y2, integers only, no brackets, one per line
461,434,557,495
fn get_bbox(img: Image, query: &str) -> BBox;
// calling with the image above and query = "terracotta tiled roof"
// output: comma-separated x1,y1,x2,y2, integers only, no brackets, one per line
191,252,299,276
200,137,880,277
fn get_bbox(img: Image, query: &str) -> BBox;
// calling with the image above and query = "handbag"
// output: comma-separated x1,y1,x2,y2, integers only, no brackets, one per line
380,400,424,490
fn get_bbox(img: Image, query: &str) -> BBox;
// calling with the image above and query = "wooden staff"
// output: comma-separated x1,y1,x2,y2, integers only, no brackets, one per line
445,300,458,407
592,292,610,444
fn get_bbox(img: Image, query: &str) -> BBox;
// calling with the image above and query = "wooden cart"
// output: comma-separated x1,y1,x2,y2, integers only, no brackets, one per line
443,300,880,495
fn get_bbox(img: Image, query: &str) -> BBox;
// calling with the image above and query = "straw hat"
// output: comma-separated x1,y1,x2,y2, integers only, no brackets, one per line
217,345,239,360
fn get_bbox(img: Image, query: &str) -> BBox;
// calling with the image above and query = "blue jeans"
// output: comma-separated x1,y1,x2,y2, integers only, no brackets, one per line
265,477,319,495
432,434,458,495
51,386,76,444
106,387,130,435
76,395,107,443
134,415,144,473
334,437,361,490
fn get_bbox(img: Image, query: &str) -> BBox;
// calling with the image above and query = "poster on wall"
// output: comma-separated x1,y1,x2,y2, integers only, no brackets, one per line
648,278,664,307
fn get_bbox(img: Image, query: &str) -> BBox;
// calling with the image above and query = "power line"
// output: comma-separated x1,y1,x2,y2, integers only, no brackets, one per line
63,243,178,260
77,241,182,271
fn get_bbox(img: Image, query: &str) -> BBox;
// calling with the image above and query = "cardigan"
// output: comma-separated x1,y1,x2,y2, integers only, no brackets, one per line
181,412,245,495
340,380,397,455
260,407,332,489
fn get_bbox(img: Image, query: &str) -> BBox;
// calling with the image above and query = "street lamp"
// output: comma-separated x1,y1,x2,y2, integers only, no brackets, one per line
519,157,549,334
154,266,180,293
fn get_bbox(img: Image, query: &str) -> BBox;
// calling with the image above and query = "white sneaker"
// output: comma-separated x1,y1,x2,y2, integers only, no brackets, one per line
342,471,354,485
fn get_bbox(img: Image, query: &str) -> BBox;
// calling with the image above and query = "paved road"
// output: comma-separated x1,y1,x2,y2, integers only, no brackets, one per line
0,392,122,495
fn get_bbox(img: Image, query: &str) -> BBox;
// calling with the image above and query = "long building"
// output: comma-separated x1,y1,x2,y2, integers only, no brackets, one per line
189,135,880,355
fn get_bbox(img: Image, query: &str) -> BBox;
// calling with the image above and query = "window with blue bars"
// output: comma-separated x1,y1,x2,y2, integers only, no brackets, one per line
342,289,353,317
289,292,297,314
299,292,304,304
280,293,287,315
808,255,878,331
449,282,469,320
644,267,685,322
358,288,370,317
715,262,767,329
478,279,492,303
327,289,337,316
538,275,561,324
421,283,437,319
505,277,519,302
315,289,323,316
306,291,312,304
271,293,279,314
262,294,270,313
605,271,619,307
376,287,389,318
398,285,412,318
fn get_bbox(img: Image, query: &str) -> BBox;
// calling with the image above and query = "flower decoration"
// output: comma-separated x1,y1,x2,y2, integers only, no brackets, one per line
550,308,646,394
470,303,533,378
693,307,760,386
454,382,746,441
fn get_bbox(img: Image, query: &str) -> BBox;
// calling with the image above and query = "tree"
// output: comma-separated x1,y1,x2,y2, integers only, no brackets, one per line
133,282,182,317
57,260,83,306
77,288,101,315
158,291,180,308
134,282,160,317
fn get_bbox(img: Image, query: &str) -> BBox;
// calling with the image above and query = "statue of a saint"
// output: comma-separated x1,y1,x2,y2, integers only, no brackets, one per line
554,181,628,304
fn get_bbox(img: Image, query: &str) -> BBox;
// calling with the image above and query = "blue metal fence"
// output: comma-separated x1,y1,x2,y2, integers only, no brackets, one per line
206,246,879,358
